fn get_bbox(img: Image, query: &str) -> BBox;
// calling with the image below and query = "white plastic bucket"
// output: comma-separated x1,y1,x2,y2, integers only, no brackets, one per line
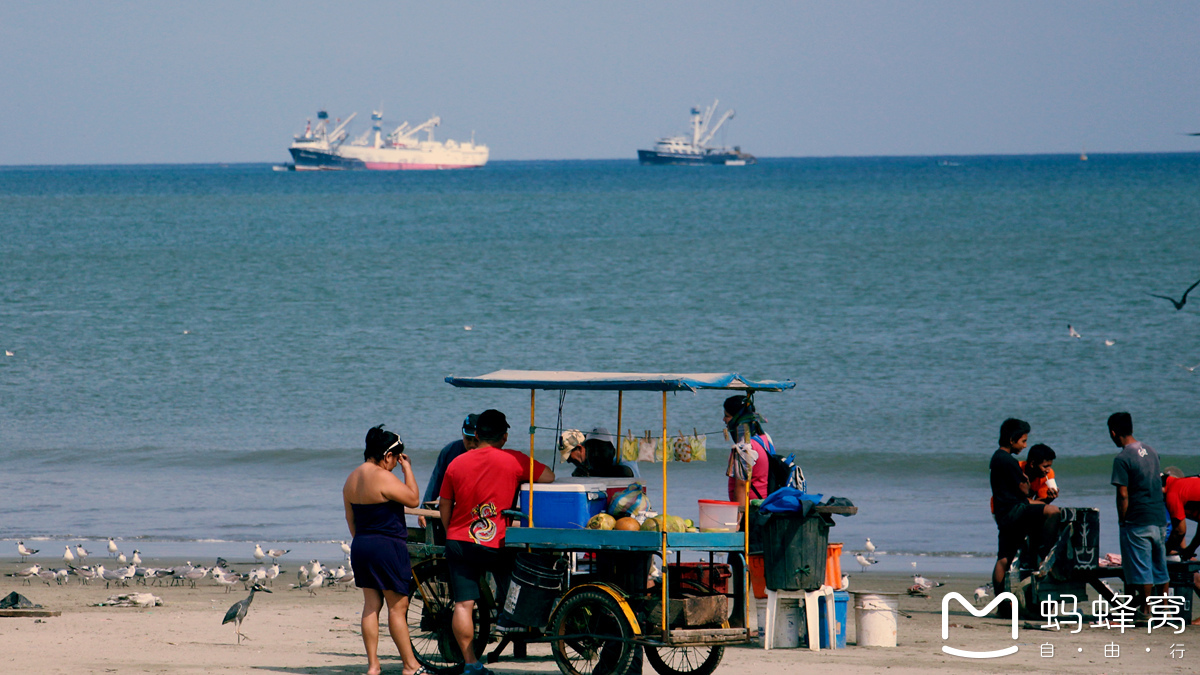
851,591,900,647
756,598,800,648
698,499,740,532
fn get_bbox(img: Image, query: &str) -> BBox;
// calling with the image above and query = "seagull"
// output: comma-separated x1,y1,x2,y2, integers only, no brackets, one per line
293,572,326,596
266,548,290,562
1105,339,1116,346
974,583,992,603
864,538,876,556
339,541,351,557
8,564,41,584
1148,277,1200,311
71,565,98,585
63,546,75,565
265,563,280,586
4,350,12,357
253,544,266,563
107,538,119,557
1068,324,1082,339
223,583,272,645
116,552,127,565
308,560,323,579
17,542,39,561
75,544,91,562
183,566,210,588
913,574,943,590
1178,363,1200,372
213,569,242,593
53,568,71,585
854,554,878,572
840,574,850,591
297,566,309,585
331,565,346,582
36,569,59,585
332,569,355,590
247,567,267,586
131,550,142,566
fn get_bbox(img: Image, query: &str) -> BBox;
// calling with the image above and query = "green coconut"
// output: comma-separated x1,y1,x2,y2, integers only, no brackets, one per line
587,513,616,530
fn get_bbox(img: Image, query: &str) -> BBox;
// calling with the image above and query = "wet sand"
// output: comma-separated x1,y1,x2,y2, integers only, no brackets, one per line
1,557,1192,674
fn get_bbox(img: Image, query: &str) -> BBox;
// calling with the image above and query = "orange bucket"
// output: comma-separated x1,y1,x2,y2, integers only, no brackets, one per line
825,542,843,589
748,553,767,599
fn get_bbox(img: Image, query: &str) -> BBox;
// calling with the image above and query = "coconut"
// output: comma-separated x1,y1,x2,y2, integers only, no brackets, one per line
587,513,616,530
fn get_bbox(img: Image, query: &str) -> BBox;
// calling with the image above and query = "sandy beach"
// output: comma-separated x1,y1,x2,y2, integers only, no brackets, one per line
3,556,1195,675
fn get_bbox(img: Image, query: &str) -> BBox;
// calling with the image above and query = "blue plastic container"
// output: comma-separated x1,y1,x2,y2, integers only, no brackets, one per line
518,484,606,529
819,591,849,649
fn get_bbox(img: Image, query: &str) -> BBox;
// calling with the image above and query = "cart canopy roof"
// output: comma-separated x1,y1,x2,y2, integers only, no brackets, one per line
444,370,795,392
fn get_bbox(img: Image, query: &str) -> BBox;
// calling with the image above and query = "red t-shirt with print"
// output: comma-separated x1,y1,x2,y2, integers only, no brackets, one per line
1165,475,1200,522
440,445,549,548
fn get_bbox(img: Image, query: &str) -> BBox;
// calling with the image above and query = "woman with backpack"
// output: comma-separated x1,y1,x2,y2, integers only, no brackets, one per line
724,395,776,505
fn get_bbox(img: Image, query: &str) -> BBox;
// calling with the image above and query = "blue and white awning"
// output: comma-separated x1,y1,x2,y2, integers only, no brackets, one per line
444,370,795,393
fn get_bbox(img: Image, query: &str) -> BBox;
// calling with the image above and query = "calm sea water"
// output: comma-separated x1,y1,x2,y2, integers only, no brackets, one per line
3,156,1199,571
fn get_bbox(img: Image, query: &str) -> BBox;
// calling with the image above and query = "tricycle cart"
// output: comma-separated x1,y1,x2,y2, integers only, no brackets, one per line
405,370,800,675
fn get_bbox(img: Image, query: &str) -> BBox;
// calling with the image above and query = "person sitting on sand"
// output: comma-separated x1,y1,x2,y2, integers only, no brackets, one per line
439,409,554,675
990,418,1060,594
564,426,639,478
342,425,427,675
1162,466,1200,559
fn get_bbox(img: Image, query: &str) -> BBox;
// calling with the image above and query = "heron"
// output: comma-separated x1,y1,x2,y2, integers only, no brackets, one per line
17,541,39,562
223,583,272,645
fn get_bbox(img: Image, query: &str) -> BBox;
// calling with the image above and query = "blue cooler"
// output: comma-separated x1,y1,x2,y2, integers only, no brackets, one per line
518,484,606,528
819,591,849,649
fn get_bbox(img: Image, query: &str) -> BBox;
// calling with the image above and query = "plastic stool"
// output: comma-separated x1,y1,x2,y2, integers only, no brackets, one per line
763,585,835,651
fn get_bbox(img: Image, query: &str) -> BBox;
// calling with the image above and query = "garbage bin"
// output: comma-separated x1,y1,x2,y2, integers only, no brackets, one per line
761,513,830,591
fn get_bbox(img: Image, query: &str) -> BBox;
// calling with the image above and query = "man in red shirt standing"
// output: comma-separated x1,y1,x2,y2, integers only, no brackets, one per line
439,409,554,675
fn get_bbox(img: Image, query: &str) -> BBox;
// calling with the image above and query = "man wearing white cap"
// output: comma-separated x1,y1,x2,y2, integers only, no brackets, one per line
563,427,640,478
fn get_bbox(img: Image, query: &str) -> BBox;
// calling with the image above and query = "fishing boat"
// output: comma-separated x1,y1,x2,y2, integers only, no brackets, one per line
284,109,488,171
637,100,756,166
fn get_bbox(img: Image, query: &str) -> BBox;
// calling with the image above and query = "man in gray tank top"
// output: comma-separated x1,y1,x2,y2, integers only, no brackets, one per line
1108,411,1168,611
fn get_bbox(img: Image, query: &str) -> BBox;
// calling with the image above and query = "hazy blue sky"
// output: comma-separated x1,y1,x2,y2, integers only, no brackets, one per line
3,2,1199,164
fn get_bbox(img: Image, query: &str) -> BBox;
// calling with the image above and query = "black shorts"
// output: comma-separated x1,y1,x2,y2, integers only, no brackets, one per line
445,539,513,603
996,503,1046,561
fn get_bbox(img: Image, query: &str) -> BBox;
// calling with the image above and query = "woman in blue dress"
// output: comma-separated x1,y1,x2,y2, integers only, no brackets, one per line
342,425,428,675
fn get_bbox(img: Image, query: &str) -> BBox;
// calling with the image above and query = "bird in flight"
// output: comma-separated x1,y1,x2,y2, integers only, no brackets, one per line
1068,325,1082,339
1179,363,1200,373
1148,277,1200,311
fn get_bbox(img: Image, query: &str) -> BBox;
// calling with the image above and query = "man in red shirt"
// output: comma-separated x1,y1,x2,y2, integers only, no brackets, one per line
1163,467,1200,559
439,409,554,674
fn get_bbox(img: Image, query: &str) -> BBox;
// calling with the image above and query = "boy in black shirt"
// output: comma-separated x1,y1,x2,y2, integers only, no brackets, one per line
991,418,1060,591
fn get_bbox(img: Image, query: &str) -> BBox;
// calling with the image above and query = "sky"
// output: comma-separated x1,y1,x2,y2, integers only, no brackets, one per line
2,1,1199,164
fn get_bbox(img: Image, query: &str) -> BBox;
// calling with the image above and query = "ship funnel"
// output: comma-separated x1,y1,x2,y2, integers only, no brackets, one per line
317,110,329,120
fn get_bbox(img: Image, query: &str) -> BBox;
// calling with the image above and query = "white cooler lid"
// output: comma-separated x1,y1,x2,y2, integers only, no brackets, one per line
519,483,605,494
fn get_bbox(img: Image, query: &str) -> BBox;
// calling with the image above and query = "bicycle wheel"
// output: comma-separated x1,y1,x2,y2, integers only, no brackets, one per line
407,557,493,673
645,641,724,675
549,590,635,675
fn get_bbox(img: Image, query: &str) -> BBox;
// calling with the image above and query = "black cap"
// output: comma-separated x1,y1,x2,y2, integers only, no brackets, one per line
462,413,479,438
476,409,510,438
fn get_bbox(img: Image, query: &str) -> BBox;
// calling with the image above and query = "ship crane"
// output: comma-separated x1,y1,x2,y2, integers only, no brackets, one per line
388,116,441,146
694,99,735,148
326,112,357,146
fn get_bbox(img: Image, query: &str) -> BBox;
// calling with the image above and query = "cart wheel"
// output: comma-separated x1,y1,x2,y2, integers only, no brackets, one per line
549,590,635,675
645,641,724,675
407,557,493,673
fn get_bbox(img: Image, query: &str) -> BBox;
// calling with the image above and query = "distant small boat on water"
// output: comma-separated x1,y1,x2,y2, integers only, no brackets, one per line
638,100,755,166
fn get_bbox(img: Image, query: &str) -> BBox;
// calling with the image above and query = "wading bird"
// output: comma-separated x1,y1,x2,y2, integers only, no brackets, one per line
223,584,271,645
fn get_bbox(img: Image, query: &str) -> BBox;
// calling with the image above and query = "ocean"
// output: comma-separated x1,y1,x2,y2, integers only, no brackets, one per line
2,155,1199,573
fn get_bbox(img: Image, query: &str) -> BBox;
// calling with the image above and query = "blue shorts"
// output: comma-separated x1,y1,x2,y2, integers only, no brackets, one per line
1118,524,1169,585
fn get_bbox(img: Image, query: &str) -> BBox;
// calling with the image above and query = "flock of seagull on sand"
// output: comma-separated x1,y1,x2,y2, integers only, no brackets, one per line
847,537,990,606
8,539,357,595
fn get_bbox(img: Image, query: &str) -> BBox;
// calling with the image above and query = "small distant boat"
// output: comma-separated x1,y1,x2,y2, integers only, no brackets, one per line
638,100,755,166
287,109,488,171
1080,147,1088,161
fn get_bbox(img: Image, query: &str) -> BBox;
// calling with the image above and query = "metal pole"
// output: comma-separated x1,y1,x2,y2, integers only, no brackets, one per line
661,390,669,639
528,389,536,528
616,391,623,460
742,423,751,634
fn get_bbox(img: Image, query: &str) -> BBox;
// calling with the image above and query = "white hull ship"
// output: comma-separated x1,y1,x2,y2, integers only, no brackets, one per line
286,110,487,171
638,100,755,166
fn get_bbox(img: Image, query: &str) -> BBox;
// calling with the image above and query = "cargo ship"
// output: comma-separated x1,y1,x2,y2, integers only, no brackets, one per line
284,109,488,170
637,100,755,166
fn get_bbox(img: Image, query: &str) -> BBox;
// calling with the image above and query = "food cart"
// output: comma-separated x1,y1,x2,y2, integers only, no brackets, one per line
405,370,799,675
